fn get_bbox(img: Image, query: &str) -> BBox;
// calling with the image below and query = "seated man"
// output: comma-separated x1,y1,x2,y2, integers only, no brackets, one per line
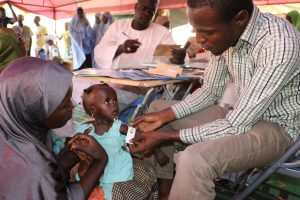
94,0,185,69
130,0,300,199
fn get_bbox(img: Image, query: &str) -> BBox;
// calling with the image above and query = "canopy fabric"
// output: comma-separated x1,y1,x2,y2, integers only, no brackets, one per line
0,0,300,20
0,0,186,19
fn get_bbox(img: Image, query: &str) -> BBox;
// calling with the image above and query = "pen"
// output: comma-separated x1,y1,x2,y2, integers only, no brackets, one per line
122,32,132,39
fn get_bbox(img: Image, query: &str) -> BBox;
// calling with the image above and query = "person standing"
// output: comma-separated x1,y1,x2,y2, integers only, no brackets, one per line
58,22,72,60
34,16,48,57
69,7,93,70
92,12,114,68
13,14,33,56
0,2,17,28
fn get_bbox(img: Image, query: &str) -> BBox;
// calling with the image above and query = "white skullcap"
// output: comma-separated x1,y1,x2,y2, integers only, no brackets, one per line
45,34,55,42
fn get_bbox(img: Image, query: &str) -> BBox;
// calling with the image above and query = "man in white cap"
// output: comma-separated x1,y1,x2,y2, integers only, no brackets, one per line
44,35,61,62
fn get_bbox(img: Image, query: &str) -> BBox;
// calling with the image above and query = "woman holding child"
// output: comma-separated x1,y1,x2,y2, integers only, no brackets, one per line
0,57,158,200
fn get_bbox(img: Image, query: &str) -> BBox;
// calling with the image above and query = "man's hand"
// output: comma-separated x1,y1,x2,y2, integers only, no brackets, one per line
170,48,186,65
129,131,164,154
122,39,141,53
132,112,164,132
129,130,181,154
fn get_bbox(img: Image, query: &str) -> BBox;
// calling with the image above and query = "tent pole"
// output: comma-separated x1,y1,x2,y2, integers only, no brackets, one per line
54,8,56,34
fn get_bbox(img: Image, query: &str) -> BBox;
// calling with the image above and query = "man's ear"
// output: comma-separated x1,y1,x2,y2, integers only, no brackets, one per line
135,3,138,10
233,10,250,28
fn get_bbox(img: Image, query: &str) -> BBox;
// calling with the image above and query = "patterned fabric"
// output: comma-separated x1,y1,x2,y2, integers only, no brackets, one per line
112,158,158,200
171,6,300,144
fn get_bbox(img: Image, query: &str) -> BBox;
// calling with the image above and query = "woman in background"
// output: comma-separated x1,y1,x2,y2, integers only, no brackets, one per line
69,7,93,70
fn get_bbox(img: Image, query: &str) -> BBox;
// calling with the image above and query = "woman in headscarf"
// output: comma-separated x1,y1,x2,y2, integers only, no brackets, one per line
0,57,108,199
92,12,114,49
93,12,103,46
286,10,300,32
0,28,26,73
69,7,94,70
100,12,114,36
92,12,114,68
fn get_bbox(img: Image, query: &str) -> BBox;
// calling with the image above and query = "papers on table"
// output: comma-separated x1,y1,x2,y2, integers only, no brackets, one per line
73,69,204,81
184,58,208,70
73,69,171,81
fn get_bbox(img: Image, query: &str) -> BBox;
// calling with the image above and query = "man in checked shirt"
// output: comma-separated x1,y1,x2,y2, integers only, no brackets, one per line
129,0,300,199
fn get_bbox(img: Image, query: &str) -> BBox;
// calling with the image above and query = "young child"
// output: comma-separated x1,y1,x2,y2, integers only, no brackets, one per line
44,34,62,63
74,83,134,200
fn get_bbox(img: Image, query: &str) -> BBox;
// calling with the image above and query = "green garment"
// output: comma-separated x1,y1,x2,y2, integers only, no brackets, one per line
287,10,300,32
0,29,23,72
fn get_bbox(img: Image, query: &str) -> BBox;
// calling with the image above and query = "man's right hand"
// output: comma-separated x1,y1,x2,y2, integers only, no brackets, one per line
132,112,164,132
121,39,141,54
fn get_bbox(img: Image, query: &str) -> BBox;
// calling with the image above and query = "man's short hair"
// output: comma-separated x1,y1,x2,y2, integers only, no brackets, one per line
187,0,253,22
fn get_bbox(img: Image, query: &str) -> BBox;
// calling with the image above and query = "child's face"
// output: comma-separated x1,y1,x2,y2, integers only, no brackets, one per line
92,87,119,121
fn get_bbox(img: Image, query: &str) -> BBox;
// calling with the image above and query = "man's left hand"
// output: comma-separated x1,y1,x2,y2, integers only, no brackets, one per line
170,48,186,65
128,131,164,154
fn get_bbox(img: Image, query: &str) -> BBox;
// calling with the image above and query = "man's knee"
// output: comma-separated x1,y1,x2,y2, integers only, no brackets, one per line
175,147,217,180
148,100,178,113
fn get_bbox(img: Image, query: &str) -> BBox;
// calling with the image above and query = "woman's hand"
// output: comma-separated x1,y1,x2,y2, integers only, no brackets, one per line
68,133,107,161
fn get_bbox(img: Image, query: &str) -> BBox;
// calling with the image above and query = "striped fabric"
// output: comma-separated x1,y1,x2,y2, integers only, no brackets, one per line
171,6,300,144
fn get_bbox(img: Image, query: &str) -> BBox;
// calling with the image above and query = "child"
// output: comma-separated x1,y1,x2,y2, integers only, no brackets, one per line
74,84,135,200
44,34,62,63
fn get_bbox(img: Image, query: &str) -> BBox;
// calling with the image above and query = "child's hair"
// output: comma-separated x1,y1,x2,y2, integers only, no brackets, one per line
81,83,110,116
